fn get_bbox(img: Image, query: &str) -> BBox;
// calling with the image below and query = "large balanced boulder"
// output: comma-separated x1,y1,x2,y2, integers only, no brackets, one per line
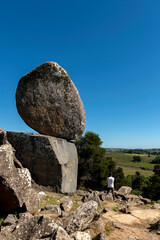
16,62,86,140
1,130,78,194
0,143,40,214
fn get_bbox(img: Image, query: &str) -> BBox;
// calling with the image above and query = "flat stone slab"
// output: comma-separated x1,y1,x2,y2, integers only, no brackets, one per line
1,131,78,194
130,209,160,221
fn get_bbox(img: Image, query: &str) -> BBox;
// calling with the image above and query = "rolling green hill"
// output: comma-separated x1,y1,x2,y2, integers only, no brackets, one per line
106,150,157,177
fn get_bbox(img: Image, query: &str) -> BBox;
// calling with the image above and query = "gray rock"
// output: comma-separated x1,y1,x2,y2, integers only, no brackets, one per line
71,231,91,240
99,192,113,201
3,131,78,194
14,215,62,240
82,192,102,206
63,200,98,234
140,197,151,204
41,205,61,216
37,191,47,198
0,143,40,214
51,226,71,240
92,233,108,240
117,186,132,195
60,196,73,212
3,214,17,226
152,203,160,210
1,214,17,232
16,62,86,140
0,230,16,240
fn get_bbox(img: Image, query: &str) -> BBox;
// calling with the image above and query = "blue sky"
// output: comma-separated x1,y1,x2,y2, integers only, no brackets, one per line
0,0,160,148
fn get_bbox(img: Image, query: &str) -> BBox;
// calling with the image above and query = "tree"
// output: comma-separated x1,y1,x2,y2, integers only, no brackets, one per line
114,167,125,190
133,155,141,162
150,156,160,164
143,165,160,201
75,131,118,190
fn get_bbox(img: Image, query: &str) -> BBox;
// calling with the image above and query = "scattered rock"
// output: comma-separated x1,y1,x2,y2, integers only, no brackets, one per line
117,186,132,195
16,62,86,140
60,197,73,212
0,143,40,214
82,192,102,206
41,205,61,216
37,191,47,198
0,230,16,240
13,215,61,240
92,233,108,240
99,192,113,201
3,214,17,226
63,200,98,234
149,220,160,232
152,203,160,210
50,226,71,240
1,214,17,232
140,197,151,205
71,231,91,240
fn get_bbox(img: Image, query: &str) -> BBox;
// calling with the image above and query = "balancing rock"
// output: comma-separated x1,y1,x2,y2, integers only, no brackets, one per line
16,62,86,140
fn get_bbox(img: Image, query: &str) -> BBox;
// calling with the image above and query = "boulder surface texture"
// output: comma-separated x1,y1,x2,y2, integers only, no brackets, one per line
16,62,86,140
0,143,40,214
63,200,98,234
2,131,78,194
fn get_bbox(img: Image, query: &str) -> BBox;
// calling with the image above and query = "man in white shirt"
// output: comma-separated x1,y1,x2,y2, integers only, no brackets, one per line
107,172,115,200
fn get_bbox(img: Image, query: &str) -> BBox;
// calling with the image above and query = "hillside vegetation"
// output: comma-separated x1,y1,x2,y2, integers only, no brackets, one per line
106,151,155,177
75,132,160,201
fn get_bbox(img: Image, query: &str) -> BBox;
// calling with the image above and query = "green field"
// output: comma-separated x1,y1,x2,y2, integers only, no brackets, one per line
106,152,156,177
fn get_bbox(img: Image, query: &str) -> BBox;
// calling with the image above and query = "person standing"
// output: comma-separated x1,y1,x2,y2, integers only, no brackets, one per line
107,172,115,200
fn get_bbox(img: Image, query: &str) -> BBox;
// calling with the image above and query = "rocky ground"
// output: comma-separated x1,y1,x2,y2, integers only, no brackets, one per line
1,187,160,240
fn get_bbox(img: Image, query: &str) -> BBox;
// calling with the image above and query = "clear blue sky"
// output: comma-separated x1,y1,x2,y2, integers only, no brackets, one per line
0,0,160,148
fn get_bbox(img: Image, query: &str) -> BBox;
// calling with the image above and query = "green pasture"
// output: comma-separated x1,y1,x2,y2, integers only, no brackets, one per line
106,152,155,177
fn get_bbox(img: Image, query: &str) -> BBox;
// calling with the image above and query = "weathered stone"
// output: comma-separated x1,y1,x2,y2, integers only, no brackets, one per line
41,205,61,216
3,214,17,226
92,233,108,240
141,197,151,204
1,214,17,232
0,230,16,240
14,215,62,240
51,226,71,240
117,186,132,195
16,62,86,140
71,231,91,240
99,192,113,201
0,143,40,214
3,131,78,194
63,200,98,234
37,191,47,198
152,203,160,210
82,192,102,206
60,197,73,212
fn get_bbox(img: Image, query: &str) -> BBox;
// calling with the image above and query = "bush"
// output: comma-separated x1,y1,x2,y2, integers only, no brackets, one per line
150,156,160,164
133,155,141,162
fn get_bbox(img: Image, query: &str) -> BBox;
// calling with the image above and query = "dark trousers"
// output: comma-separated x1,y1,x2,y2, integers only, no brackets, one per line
107,187,115,200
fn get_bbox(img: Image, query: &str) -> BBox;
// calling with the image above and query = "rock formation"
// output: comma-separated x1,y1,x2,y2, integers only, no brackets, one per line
62,200,98,234
0,142,40,214
16,62,86,140
0,130,78,194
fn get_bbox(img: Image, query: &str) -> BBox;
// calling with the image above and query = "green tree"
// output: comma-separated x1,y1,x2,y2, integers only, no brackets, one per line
133,155,141,162
75,131,118,190
114,167,125,190
143,165,160,201
150,156,160,164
